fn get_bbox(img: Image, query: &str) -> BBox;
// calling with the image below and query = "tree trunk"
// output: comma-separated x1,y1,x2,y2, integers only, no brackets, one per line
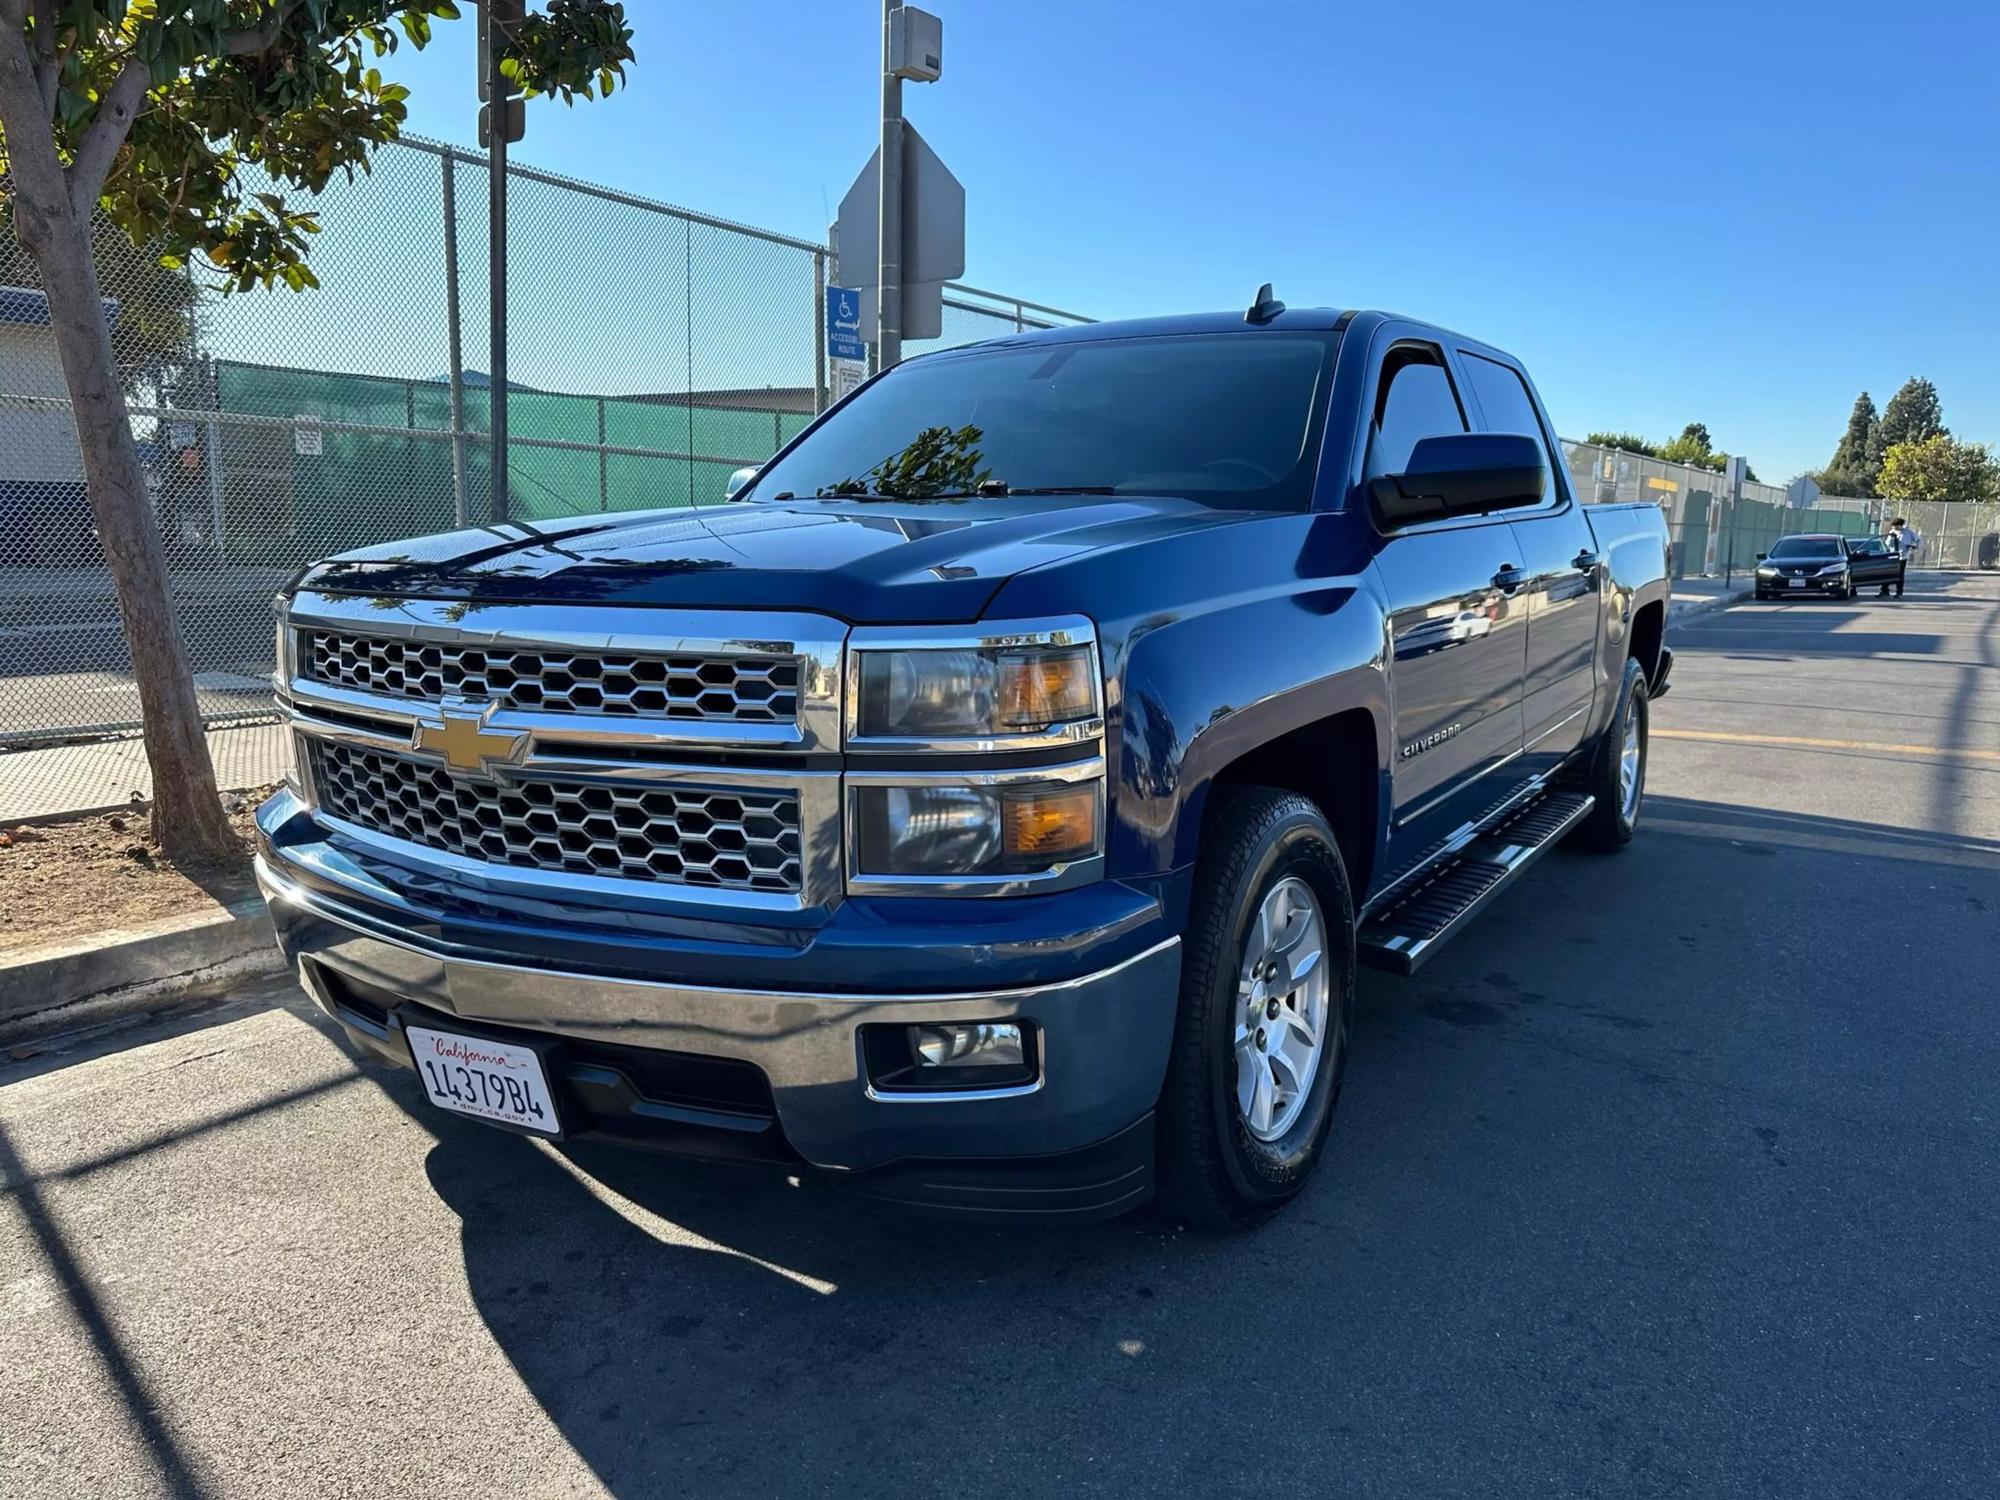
0,102,239,860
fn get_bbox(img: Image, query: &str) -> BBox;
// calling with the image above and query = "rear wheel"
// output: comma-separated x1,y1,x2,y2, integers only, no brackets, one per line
1158,789,1354,1229
1570,657,1649,852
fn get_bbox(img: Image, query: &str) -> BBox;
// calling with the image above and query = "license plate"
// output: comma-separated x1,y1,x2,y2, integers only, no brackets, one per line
405,1023,561,1137
1788,578,1806,587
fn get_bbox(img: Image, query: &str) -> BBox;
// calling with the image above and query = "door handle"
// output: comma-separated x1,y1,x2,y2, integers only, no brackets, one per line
1492,564,1526,593
1574,549,1603,573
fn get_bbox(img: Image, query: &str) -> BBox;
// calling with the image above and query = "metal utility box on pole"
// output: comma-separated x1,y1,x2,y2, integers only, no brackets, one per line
861,3,951,369
477,0,525,524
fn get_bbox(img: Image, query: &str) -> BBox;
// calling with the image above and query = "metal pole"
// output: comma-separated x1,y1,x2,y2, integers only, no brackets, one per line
441,152,470,527
204,386,226,556
877,0,904,369
1722,461,1745,587
813,250,828,414
598,397,608,511
487,28,510,524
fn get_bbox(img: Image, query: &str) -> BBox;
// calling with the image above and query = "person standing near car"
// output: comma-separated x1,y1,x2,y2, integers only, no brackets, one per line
1895,517,1923,584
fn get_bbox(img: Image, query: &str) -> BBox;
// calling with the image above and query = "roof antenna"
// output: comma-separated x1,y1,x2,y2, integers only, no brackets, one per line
1245,282,1286,324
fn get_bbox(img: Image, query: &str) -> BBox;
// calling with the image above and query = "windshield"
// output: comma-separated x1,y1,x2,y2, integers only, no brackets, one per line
1770,537,1842,560
748,331,1338,511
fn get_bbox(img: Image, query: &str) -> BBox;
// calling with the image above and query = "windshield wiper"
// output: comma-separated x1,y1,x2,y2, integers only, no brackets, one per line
974,481,1117,497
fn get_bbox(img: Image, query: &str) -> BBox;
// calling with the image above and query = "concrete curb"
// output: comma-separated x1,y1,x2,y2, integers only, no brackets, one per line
0,900,283,1042
1667,586,1754,625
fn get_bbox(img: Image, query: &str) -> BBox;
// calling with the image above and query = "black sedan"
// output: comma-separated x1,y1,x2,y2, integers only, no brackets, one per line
1845,535,1907,596
1754,534,1858,600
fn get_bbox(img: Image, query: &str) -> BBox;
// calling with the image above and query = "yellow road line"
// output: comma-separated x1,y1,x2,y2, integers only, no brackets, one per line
1652,727,2000,762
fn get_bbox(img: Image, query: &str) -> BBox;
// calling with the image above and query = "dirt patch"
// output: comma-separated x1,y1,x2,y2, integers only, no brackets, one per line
0,792,272,955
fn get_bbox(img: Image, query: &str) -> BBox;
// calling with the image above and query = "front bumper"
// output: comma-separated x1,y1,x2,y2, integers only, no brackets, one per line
256,847,1180,1219
1756,572,1848,594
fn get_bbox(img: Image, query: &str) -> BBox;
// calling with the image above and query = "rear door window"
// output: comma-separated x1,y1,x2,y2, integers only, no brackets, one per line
1459,352,1558,508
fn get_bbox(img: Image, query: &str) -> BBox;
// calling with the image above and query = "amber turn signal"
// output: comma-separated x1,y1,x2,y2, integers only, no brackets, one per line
997,647,1096,729
1003,784,1098,862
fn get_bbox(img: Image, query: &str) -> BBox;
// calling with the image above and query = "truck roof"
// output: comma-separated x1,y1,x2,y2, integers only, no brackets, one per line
938,306,1517,368
950,306,1354,349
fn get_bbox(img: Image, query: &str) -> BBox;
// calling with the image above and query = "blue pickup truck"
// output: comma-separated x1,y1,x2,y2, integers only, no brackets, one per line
256,297,1672,1226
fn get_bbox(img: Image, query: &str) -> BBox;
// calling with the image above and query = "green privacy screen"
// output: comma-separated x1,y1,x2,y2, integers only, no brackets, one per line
213,360,813,556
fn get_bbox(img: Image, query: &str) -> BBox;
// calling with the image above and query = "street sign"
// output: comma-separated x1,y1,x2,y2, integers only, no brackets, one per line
478,98,525,147
833,122,965,343
830,360,866,403
826,286,867,363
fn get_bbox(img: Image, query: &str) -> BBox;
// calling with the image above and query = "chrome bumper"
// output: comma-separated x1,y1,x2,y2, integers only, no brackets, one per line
256,854,1181,1173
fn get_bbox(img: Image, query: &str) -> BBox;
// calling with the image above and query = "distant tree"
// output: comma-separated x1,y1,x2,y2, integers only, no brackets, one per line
1812,461,1876,498
1585,431,1658,457
1878,436,1999,504
1877,378,1947,453
1823,391,1881,495
0,1,634,861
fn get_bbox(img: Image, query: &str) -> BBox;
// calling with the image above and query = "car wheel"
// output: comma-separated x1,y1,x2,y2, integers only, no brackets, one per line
1570,656,1649,853
1158,787,1354,1229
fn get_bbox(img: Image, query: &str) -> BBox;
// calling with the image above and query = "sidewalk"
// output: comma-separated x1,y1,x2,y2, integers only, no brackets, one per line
0,721,291,823
1668,574,1755,622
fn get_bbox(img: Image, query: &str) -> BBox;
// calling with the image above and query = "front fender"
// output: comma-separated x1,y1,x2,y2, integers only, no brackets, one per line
1115,583,1389,881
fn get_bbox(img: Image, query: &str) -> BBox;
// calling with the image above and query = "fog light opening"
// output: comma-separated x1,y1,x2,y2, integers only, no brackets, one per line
912,1022,1025,1069
862,1020,1039,1094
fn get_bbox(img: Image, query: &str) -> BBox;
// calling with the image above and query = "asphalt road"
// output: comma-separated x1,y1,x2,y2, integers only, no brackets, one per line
4,574,1997,1498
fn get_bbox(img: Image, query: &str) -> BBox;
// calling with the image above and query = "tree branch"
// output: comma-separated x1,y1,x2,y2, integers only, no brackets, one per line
26,0,56,113
221,2,306,57
66,56,151,216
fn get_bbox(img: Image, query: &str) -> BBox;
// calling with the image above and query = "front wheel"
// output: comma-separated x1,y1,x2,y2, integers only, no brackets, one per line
1570,657,1649,852
1158,789,1355,1229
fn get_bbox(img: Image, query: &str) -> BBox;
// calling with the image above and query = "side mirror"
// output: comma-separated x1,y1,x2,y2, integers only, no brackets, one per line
724,465,759,502
1372,433,1546,529
1755,553,1767,562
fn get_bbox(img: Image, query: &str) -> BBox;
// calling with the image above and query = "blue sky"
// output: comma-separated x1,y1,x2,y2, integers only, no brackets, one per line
383,0,1999,482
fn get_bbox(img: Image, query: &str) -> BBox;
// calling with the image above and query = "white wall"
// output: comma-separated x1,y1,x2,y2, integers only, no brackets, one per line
0,322,86,483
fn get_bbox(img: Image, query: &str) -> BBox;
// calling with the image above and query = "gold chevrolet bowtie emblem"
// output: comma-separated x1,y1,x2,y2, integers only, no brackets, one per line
413,701,527,777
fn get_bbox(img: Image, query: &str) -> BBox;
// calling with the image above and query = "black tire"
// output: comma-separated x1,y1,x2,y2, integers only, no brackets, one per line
1754,589,1768,601
1570,657,1649,852
1158,788,1355,1230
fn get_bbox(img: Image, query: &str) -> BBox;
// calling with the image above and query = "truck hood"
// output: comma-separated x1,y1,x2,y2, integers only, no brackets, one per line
299,494,1259,623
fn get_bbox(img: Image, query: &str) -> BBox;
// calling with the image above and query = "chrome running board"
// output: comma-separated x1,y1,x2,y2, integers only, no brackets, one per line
1357,790,1595,975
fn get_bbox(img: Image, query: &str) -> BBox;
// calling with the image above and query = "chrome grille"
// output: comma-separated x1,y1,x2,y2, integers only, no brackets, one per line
309,741,803,893
302,631,799,723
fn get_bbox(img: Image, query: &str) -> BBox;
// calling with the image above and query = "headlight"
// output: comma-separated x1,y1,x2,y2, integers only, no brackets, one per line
851,774,1102,885
850,620,1101,747
1818,563,1848,576
1755,565,1778,576
272,594,296,688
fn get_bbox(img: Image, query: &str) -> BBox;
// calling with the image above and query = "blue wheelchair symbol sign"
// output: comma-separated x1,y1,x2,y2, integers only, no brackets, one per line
826,287,867,363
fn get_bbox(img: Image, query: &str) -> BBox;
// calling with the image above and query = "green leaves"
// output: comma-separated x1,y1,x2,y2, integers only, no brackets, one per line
1878,435,1999,505
14,0,636,293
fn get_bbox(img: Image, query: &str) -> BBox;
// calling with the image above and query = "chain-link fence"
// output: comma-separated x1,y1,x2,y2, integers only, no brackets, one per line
0,138,1089,813
1567,441,1925,581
